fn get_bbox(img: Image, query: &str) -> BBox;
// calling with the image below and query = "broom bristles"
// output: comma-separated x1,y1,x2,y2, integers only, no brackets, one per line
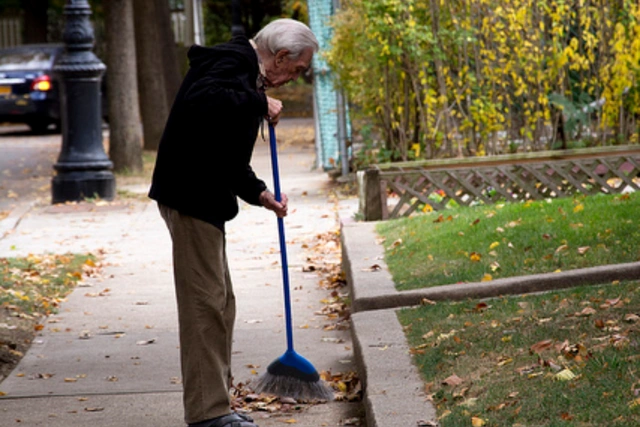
253,371,334,401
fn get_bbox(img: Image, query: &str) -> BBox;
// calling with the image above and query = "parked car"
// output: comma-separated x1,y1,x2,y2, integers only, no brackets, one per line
0,43,107,134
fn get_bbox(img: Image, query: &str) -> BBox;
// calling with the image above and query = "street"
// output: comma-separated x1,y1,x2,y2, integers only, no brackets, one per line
0,124,60,216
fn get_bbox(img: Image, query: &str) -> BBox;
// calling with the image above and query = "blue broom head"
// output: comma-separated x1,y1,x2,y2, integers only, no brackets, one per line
253,350,334,401
271,350,319,379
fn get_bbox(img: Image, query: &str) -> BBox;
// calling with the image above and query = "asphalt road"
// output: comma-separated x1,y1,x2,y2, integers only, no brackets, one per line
0,124,61,215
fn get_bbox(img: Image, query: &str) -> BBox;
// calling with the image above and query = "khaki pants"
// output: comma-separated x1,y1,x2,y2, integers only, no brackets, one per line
159,204,235,424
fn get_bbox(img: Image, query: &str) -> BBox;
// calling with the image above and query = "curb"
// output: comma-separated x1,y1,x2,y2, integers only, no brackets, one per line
341,219,640,427
351,309,437,427
0,201,35,240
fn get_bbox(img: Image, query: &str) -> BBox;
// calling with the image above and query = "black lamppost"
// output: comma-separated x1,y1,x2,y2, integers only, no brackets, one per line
51,0,115,204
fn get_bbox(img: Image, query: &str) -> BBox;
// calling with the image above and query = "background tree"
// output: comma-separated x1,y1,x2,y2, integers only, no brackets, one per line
104,0,143,172
156,0,182,105
133,0,170,151
202,0,311,46
21,0,48,43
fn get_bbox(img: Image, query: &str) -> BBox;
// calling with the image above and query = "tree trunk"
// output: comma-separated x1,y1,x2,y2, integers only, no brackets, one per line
22,0,48,43
104,0,143,172
133,0,169,151
155,0,182,106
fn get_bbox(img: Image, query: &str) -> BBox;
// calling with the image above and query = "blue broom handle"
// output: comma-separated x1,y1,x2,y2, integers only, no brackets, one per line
268,123,295,352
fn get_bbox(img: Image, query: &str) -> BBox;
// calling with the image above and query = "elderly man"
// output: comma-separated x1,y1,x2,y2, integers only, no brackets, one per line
149,19,318,427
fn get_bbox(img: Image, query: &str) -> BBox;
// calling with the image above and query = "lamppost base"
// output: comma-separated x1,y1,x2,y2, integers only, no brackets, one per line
52,171,116,204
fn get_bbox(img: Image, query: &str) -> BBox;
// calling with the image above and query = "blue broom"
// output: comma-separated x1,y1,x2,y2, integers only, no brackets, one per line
253,123,334,401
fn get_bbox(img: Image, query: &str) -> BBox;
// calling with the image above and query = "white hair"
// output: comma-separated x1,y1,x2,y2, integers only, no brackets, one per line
253,19,319,59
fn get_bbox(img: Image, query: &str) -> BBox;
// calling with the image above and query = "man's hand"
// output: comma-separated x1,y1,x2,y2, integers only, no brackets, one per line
259,190,288,218
266,96,283,126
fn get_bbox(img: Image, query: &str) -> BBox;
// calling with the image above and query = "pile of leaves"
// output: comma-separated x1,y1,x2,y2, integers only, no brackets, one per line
225,228,362,419
229,369,361,412
0,253,102,382
304,230,351,333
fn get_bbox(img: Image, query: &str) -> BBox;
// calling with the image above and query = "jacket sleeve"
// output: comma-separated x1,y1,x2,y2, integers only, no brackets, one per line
231,164,268,206
183,56,268,117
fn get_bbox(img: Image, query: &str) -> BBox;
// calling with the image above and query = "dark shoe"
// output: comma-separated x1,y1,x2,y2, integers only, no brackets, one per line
189,412,257,427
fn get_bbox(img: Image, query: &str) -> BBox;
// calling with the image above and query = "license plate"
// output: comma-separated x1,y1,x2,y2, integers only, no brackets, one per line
0,86,10,95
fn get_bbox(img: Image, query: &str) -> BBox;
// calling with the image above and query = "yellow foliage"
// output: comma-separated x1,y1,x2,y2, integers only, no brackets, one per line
327,0,640,160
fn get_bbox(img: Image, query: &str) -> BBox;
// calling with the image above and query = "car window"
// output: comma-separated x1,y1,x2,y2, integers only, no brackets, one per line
0,50,55,71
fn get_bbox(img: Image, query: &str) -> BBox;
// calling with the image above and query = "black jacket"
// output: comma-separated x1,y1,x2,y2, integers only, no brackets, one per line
148,36,268,226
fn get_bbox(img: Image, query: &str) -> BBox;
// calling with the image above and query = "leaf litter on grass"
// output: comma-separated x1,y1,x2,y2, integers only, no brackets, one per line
398,280,640,426
0,253,103,384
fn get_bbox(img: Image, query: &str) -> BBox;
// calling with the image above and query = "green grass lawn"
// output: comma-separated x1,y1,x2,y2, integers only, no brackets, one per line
376,192,640,291
398,280,640,426
0,253,98,316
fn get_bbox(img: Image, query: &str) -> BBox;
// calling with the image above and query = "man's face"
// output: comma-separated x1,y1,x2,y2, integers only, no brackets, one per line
265,48,314,88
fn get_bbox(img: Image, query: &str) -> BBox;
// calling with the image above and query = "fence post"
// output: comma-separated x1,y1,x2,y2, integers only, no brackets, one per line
358,168,383,221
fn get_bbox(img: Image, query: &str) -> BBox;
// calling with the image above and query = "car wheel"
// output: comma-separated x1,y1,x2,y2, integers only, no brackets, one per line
27,120,52,134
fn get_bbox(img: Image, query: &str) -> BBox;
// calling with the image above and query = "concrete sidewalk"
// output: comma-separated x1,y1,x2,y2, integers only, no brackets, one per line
0,122,364,426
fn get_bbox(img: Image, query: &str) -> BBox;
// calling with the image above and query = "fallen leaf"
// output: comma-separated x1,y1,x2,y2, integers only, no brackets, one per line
560,412,574,421
475,302,489,312
481,273,493,282
624,313,640,323
84,407,105,412
438,410,452,420
469,252,481,262
497,357,513,366
577,246,590,255
577,307,597,317
530,339,553,354
136,338,156,346
388,239,403,249
442,374,463,386
321,337,344,343
605,297,621,307
471,416,486,426
555,369,576,381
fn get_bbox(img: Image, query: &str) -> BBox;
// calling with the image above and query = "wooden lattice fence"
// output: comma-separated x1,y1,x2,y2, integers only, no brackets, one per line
358,145,640,221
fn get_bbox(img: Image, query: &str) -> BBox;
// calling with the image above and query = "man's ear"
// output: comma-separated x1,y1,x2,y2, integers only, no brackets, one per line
274,49,290,66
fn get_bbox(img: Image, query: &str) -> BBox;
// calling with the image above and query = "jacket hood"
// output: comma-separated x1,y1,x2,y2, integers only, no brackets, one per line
187,36,258,72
